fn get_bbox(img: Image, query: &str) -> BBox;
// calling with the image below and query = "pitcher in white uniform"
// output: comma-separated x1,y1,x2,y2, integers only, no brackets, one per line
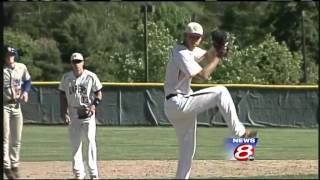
164,22,257,179
59,52,102,179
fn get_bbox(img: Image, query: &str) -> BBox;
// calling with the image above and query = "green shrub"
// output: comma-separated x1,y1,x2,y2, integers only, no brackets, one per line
212,33,302,84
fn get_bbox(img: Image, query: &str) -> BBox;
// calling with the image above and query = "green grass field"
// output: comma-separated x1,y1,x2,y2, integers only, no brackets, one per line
21,125,318,161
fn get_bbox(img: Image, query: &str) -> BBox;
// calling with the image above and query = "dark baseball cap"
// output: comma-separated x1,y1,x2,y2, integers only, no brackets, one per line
7,47,17,56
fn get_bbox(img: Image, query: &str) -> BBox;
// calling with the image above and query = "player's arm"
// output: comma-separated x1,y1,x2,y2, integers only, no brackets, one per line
20,78,32,103
89,90,102,113
174,51,216,86
60,91,70,125
194,30,229,80
94,90,102,101
88,74,103,115
193,48,220,80
20,65,32,103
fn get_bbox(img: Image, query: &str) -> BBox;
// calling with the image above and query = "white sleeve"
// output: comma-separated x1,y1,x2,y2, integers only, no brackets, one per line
194,47,207,62
58,75,66,92
22,64,31,81
175,51,202,77
92,74,102,92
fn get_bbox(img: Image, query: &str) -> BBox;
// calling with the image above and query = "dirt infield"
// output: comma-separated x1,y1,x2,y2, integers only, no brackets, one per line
17,160,318,179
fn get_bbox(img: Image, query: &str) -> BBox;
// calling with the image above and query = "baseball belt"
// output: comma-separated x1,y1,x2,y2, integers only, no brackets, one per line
7,99,17,104
4,99,20,108
166,94,178,100
166,93,188,100
166,91,214,100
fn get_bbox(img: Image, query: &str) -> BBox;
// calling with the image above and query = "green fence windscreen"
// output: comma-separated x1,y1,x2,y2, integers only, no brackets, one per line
21,83,319,128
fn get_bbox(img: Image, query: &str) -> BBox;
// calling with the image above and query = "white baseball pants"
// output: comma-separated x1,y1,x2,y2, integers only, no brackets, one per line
3,104,23,170
68,111,98,179
164,86,246,179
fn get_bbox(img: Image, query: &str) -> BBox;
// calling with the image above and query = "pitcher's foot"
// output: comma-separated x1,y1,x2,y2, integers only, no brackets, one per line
241,129,258,138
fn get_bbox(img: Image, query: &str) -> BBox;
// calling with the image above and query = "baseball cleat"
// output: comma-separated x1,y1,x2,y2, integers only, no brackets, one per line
241,129,258,138
74,174,86,180
11,167,19,178
90,175,99,179
4,168,16,179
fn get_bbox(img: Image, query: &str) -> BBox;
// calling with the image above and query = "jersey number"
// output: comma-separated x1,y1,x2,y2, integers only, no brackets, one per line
81,96,89,104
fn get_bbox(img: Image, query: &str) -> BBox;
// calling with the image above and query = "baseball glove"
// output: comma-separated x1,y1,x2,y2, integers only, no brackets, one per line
211,30,229,58
77,106,93,119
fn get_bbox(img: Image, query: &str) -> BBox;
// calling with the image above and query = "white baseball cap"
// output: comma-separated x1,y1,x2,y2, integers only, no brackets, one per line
70,52,84,61
184,22,203,36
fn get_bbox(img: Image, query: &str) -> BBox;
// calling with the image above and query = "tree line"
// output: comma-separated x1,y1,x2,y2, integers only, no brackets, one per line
3,1,319,84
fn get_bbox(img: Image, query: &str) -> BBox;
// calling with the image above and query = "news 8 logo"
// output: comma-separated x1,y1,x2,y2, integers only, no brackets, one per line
224,138,258,161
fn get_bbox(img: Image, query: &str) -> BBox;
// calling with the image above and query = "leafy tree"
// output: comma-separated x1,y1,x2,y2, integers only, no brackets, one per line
3,2,80,39
52,2,144,73
84,3,179,82
261,2,319,84
212,34,302,84
4,28,42,79
33,38,63,81
216,2,318,84
53,10,98,65
109,51,145,82
135,21,177,82
151,2,193,40
3,2,318,84
219,2,270,48
4,28,63,81
85,50,120,82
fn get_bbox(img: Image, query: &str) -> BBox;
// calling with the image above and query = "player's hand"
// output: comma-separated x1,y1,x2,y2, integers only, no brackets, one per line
205,47,220,64
64,114,71,125
19,91,28,103
88,105,96,115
